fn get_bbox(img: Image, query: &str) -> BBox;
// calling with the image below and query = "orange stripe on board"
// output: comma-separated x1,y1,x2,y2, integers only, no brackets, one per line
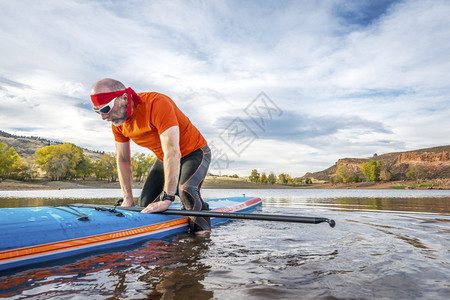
215,197,261,213
0,197,260,263
0,218,188,263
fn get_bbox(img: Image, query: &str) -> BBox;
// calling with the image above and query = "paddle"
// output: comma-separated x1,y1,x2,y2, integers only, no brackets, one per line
113,200,336,228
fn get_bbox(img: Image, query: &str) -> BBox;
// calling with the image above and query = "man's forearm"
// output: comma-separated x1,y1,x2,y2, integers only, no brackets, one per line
117,158,134,205
163,153,180,196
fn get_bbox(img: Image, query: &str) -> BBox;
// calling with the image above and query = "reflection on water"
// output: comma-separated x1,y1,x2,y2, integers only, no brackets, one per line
0,197,119,208
0,189,449,299
0,235,213,299
265,197,450,213
0,188,141,199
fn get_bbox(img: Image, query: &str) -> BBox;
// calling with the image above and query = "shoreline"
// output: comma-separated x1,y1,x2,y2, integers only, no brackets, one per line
0,178,448,191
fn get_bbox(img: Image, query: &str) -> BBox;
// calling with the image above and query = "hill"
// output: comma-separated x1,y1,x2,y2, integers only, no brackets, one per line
304,145,450,181
0,130,103,161
2,129,449,182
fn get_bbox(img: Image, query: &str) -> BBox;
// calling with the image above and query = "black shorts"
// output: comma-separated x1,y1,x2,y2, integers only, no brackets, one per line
140,145,211,231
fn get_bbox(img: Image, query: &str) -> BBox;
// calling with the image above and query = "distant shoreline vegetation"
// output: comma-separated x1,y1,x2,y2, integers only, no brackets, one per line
1,134,449,190
0,141,155,183
246,161,446,189
247,169,313,185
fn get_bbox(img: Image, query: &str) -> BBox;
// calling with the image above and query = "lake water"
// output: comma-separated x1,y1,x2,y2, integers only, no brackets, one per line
0,188,449,299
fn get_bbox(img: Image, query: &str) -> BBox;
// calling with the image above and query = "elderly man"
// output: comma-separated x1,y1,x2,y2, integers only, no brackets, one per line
90,78,211,232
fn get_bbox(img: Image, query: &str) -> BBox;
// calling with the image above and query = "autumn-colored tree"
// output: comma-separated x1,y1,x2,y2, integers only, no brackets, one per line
259,172,267,184
277,173,289,184
249,169,260,183
132,153,156,182
35,143,86,180
335,165,351,183
360,160,381,182
101,152,117,182
0,142,22,179
17,156,39,181
92,159,110,180
293,177,303,184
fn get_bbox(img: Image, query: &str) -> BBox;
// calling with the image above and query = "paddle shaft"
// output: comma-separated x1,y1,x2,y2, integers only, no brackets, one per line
120,206,336,227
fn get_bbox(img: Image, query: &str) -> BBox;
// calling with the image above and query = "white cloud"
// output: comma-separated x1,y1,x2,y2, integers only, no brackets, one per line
0,0,449,176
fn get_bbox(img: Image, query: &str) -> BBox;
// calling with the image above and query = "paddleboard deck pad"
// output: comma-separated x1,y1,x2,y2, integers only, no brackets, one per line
0,196,261,272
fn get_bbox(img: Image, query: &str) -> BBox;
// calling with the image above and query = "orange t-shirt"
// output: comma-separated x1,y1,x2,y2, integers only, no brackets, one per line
112,92,207,161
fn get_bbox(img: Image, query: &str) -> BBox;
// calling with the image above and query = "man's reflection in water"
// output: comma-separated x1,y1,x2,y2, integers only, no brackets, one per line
0,233,213,299
115,233,213,299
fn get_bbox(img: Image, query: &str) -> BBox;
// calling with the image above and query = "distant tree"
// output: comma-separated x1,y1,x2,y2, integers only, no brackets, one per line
286,174,293,185
132,153,146,182
0,142,23,179
305,177,313,184
267,172,276,184
406,165,427,183
360,160,381,182
75,156,92,179
17,156,39,181
277,173,288,185
349,173,360,183
335,165,351,183
259,172,267,184
249,169,260,183
101,152,117,182
92,159,109,180
131,153,156,182
35,143,86,180
380,166,392,181
293,177,303,184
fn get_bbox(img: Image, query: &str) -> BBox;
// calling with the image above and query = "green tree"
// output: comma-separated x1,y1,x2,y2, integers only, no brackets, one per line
35,143,85,180
132,153,147,182
277,173,288,185
305,177,313,184
335,165,351,183
101,152,117,182
92,159,110,180
249,169,260,183
267,172,276,184
406,165,427,183
75,156,92,179
349,173,360,183
259,172,267,184
286,174,293,185
293,177,303,184
132,153,156,182
360,160,381,182
0,142,23,179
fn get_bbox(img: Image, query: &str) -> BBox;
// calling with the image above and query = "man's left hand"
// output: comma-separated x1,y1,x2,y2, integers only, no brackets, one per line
141,200,172,213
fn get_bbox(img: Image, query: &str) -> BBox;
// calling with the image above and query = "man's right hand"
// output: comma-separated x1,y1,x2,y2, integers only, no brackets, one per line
121,198,135,207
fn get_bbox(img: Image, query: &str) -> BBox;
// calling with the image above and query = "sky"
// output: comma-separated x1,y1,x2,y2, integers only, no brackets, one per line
0,0,449,177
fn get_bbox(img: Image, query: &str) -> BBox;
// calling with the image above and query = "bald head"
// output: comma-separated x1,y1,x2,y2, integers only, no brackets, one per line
91,78,126,94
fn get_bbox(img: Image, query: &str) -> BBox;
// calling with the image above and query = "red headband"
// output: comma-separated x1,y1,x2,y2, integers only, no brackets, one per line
91,87,141,118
